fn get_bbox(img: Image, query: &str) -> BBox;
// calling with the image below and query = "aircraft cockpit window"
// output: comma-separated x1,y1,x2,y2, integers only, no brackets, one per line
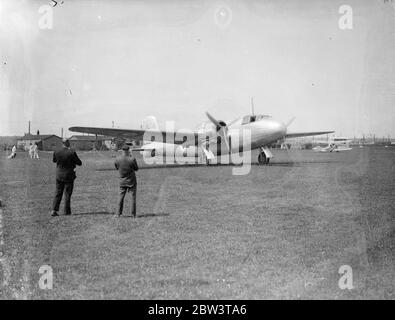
257,114,271,120
242,114,269,125
242,115,251,125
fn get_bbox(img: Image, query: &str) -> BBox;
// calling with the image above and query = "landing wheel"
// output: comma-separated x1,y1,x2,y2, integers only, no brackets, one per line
258,152,270,165
258,152,266,164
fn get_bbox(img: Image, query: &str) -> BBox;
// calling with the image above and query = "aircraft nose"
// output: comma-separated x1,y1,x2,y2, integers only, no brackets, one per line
270,120,286,136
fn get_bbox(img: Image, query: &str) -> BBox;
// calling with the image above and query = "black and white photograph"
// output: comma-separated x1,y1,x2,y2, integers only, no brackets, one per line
0,0,394,304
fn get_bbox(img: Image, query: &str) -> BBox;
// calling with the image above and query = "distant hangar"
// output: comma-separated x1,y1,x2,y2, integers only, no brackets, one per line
17,134,63,151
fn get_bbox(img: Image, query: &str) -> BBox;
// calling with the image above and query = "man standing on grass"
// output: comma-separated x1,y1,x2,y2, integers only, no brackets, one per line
114,145,139,218
28,143,34,159
7,145,16,159
33,142,40,159
51,139,82,217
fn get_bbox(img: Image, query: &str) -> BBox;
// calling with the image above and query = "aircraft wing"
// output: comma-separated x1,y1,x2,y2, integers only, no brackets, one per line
68,126,198,144
285,131,334,138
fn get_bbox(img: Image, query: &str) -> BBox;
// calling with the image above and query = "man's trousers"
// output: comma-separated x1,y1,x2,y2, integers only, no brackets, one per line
52,180,74,214
118,186,136,216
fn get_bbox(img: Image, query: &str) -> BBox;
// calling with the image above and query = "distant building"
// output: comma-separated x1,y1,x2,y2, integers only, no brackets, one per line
17,134,63,151
69,135,113,151
0,136,21,150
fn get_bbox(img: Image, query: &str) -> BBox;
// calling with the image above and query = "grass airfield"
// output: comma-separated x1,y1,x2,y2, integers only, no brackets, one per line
0,146,393,299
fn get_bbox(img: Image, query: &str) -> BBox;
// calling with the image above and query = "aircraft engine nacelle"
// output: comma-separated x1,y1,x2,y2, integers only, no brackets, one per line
141,143,175,159
196,120,227,137
140,142,161,158
141,149,156,158
174,145,190,158
215,120,227,132
141,144,198,161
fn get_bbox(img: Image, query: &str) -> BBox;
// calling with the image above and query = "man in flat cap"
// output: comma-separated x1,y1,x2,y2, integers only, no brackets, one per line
114,144,139,218
51,139,82,217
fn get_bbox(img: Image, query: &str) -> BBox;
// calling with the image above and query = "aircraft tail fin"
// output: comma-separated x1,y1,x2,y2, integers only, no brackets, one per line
141,116,159,131
141,116,159,145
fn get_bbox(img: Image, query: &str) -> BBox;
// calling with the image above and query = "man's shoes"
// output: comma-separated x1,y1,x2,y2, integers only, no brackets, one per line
51,211,58,217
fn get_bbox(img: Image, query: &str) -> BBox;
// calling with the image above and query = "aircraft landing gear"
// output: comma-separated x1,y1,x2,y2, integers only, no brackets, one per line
258,147,272,165
258,152,269,164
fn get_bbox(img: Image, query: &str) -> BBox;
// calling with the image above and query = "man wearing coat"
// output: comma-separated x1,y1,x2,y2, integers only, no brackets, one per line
114,145,139,218
51,139,82,217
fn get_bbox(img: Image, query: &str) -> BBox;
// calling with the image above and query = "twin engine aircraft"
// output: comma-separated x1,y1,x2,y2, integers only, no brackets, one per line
69,111,334,165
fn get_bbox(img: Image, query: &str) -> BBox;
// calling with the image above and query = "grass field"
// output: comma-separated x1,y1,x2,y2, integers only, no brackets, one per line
0,146,393,299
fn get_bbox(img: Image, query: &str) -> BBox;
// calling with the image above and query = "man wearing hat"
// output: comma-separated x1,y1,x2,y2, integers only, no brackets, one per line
51,139,82,217
114,144,139,218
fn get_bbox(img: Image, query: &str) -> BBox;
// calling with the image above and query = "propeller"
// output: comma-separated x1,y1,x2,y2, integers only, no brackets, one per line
281,117,296,151
205,112,230,150
285,117,295,128
227,117,241,127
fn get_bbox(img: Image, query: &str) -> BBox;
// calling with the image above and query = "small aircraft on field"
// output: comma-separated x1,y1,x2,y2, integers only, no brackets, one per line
312,137,353,153
69,104,334,165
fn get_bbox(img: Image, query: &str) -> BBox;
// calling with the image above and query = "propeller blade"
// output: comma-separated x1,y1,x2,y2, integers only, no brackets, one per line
205,112,221,128
205,112,229,150
227,117,240,127
286,117,296,128
220,127,230,150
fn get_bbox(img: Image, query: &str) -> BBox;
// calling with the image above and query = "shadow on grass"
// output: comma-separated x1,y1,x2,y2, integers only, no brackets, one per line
137,213,170,218
71,212,170,218
268,161,338,167
73,211,113,216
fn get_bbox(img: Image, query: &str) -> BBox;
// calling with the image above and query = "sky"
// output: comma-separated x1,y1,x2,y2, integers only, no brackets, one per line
0,0,394,138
